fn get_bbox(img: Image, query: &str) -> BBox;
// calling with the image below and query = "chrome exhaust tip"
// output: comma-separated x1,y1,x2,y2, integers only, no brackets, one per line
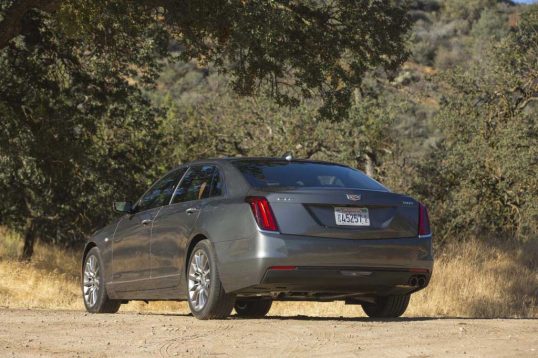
418,277,426,287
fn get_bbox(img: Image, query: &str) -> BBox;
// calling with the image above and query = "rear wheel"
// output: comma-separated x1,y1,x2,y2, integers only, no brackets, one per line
361,294,410,318
234,299,272,318
82,247,121,313
187,240,235,320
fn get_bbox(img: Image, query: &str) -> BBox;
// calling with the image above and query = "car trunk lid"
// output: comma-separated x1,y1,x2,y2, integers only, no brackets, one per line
256,188,419,239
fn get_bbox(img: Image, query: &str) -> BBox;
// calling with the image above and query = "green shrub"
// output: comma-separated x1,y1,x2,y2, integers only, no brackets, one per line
411,5,538,243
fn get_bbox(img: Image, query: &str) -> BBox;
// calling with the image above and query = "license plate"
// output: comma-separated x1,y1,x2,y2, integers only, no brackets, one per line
334,207,370,226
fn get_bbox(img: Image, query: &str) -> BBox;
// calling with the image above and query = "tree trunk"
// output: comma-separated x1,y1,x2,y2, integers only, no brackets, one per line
20,220,37,261
364,152,376,178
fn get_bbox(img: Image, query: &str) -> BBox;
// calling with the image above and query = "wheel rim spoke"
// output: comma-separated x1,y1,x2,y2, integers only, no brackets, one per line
199,289,206,308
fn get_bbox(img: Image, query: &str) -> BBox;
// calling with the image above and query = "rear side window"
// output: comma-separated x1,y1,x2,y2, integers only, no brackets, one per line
171,165,222,204
209,169,224,196
232,160,387,191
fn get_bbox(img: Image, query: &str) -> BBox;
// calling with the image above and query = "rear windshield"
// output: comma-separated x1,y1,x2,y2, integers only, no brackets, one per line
232,160,387,191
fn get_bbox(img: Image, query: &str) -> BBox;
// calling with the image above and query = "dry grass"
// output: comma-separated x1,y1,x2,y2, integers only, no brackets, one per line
0,229,80,310
407,239,538,318
0,228,536,318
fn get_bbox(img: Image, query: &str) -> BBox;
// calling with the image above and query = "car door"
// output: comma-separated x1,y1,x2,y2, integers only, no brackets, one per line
111,168,185,291
150,165,222,289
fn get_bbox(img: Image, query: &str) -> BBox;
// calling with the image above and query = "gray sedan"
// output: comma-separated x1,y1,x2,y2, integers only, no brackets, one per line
82,158,433,319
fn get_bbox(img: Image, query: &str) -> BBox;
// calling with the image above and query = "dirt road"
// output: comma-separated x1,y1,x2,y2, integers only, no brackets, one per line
0,309,536,357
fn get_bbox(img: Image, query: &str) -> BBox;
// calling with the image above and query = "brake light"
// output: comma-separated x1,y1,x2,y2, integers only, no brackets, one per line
418,203,431,236
269,266,297,271
246,196,279,232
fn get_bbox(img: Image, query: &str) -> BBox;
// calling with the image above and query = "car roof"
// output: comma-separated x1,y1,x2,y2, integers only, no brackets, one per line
184,157,349,167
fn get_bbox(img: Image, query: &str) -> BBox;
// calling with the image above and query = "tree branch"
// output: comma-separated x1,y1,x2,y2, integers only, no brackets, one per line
0,0,61,49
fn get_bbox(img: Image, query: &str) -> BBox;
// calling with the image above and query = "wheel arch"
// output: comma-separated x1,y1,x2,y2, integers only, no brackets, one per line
185,233,210,274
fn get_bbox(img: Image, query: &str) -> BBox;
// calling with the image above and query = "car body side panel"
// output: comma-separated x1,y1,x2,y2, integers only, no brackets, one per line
196,198,255,243
82,222,118,296
150,201,201,288
110,208,160,286
190,195,258,291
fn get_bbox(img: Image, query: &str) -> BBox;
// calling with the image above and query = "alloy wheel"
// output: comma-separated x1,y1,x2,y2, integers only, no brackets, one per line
188,250,211,311
83,255,100,307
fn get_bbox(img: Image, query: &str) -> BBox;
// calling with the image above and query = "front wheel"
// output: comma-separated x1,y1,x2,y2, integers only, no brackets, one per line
234,299,272,318
361,294,410,318
82,247,121,313
187,240,235,320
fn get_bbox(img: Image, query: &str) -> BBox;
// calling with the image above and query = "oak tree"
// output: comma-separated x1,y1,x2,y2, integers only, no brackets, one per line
0,0,411,258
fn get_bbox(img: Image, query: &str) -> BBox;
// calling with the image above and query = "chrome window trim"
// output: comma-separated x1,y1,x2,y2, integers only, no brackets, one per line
168,166,192,206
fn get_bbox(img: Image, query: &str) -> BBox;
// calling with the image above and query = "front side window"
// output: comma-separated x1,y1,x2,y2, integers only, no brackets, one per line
171,165,222,204
137,167,187,211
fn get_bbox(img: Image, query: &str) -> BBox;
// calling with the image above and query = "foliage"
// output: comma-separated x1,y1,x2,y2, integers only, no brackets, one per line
154,0,412,120
442,0,498,22
0,7,165,258
409,1,513,68
1,0,413,121
410,5,538,243
471,6,510,40
155,66,400,178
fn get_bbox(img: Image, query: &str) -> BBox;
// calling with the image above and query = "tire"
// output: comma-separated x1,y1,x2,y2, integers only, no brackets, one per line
234,299,272,318
361,294,410,318
187,240,235,320
82,247,121,314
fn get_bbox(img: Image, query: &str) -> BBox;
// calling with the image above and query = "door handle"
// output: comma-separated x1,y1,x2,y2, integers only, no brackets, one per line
186,207,199,215
141,219,153,225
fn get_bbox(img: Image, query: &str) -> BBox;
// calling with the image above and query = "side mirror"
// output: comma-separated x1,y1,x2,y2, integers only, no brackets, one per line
113,201,133,214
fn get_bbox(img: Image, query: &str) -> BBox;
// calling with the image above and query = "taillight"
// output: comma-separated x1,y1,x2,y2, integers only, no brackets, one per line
268,266,297,271
418,203,431,236
246,196,279,232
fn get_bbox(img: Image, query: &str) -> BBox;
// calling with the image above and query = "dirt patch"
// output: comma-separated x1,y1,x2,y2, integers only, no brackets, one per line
0,309,536,357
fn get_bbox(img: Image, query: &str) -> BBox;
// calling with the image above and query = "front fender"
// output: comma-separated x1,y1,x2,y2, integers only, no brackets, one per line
81,222,117,284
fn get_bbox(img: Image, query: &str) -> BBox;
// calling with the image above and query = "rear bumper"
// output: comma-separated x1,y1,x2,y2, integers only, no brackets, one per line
214,231,433,296
259,266,431,297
